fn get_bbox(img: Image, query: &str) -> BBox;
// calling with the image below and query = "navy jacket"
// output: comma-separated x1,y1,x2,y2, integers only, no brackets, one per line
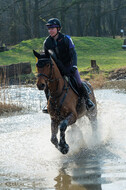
43,32,77,75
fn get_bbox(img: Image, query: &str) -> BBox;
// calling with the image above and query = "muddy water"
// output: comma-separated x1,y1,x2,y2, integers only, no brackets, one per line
0,80,126,190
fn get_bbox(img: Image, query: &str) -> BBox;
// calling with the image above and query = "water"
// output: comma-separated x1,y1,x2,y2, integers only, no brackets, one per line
0,80,126,189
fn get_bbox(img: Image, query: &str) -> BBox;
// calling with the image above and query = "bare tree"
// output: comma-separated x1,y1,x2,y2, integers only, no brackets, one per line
1,0,126,44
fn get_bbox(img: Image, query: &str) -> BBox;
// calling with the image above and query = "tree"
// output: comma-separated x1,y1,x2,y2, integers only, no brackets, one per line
1,0,126,44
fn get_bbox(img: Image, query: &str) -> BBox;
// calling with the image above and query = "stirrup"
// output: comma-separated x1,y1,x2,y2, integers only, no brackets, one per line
86,99,95,111
42,105,48,113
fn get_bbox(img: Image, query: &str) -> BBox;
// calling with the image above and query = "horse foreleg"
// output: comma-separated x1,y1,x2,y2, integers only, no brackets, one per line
58,112,77,154
60,112,77,132
51,120,59,148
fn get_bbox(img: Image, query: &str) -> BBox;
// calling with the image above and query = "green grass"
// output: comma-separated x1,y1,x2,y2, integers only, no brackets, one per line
73,37,125,71
0,36,125,73
0,38,44,72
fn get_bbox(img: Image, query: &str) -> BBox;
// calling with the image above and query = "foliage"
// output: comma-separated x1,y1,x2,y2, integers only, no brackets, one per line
0,102,22,115
0,37,125,74
1,0,126,44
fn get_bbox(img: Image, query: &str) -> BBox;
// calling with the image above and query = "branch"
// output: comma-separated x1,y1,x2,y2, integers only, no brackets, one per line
0,0,21,15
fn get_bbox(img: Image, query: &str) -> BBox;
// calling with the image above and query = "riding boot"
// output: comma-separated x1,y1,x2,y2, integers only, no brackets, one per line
42,86,49,113
79,83,95,111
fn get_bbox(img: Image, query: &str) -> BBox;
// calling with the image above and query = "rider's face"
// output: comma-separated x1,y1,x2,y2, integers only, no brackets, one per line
48,27,57,37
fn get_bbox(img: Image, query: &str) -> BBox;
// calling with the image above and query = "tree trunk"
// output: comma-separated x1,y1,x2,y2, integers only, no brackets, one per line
76,3,83,36
22,0,32,39
60,0,66,33
33,0,40,38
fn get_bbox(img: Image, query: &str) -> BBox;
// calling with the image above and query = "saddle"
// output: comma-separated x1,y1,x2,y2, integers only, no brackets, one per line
65,76,91,97
49,50,91,97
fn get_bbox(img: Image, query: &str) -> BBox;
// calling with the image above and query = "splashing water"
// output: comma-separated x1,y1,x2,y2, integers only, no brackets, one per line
0,83,126,189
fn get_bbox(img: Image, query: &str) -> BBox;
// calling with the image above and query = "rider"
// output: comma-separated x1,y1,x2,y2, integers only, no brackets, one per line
42,18,95,113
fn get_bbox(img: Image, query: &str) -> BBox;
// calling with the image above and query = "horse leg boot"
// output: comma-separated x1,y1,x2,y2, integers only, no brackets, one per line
80,83,95,111
42,86,49,113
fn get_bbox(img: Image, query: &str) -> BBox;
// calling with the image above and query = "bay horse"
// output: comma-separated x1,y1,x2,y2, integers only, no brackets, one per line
33,50,97,154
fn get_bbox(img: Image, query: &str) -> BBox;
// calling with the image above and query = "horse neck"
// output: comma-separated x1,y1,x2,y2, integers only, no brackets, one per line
48,60,64,95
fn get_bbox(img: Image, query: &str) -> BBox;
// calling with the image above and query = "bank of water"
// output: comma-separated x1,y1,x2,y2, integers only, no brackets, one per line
0,80,126,189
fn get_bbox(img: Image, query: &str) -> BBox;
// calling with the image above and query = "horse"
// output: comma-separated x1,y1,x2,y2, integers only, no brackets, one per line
33,50,97,154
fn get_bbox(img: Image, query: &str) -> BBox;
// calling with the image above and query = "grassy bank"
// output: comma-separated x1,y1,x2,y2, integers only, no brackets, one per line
0,36,125,75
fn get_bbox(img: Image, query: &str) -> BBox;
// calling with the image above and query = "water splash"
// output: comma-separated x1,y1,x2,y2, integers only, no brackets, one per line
0,85,126,189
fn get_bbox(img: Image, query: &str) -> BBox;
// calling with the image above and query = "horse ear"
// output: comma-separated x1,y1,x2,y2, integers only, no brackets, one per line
33,50,41,59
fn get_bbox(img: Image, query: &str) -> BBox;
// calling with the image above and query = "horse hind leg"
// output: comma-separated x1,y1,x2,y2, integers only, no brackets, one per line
88,113,101,146
88,110,98,130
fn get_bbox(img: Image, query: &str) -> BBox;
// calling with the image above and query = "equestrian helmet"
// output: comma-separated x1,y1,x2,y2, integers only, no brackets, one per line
46,18,61,29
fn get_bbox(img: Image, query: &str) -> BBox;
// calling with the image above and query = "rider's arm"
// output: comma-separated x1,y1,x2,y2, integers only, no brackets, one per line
69,48,77,67
65,35,77,73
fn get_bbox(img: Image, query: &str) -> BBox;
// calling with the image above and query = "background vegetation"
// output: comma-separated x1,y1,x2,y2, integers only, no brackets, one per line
1,0,126,45
1,0,126,115
0,36,125,74
0,36,125,114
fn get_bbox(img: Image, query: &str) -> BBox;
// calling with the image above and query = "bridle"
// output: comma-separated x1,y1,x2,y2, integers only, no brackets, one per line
37,58,54,82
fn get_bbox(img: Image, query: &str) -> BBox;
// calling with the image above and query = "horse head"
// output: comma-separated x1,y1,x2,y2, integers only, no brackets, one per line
33,50,53,90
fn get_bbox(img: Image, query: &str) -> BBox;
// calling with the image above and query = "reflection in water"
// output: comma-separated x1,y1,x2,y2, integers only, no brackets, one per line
54,169,72,190
54,167,102,190
0,81,126,189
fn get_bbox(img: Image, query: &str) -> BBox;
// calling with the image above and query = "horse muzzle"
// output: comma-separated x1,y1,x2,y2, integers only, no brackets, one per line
37,83,45,90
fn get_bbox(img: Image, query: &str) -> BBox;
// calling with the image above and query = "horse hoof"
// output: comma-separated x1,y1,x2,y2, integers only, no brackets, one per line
58,144,69,154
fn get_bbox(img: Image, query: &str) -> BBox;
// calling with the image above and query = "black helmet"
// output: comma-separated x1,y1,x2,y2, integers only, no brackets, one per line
46,18,61,28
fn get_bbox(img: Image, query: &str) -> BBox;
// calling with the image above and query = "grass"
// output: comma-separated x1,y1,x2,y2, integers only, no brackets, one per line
0,38,44,73
0,36,125,113
0,102,23,115
73,37,125,71
0,36,125,75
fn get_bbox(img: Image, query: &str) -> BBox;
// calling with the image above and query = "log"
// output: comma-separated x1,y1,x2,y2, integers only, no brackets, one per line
0,62,32,78
91,60,97,68
91,60,100,73
122,39,126,49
